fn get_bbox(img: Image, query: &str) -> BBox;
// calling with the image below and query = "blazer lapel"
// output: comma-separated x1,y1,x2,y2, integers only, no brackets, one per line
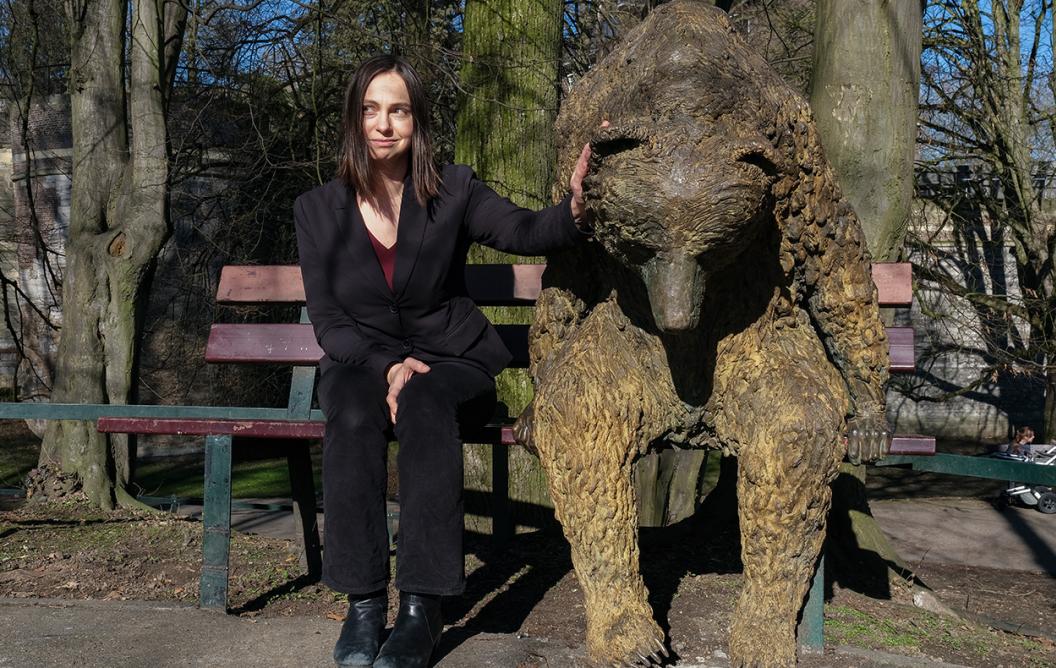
334,183,392,297
392,173,427,297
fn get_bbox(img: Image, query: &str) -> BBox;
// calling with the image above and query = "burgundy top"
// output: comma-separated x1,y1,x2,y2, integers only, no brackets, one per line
365,227,396,292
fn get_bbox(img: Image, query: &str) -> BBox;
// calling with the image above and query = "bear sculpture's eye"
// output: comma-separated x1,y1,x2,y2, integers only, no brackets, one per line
736,151,778,178
613,237,655,267
591,135,643,157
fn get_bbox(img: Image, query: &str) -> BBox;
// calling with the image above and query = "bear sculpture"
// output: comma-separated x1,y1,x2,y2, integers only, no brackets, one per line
517,2,890,666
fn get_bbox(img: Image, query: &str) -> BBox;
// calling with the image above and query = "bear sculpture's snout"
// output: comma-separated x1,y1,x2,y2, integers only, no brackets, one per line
641,252,705,332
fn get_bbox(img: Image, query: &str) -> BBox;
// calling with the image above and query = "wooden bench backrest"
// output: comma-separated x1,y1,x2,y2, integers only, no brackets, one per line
216,264,547,306
209,263,915,371
218,263,912,307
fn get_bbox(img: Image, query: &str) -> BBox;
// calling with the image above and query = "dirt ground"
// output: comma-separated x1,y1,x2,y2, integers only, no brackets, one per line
2,497,1055,667
3,424,1054,666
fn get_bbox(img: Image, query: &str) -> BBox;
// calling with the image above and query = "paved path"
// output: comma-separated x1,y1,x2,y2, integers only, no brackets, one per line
872,497,1056,574
2,496,1048,666
0,597,972,667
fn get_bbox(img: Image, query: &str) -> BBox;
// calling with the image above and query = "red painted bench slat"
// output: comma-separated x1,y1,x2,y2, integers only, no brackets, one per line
204,324,320,365
888,435,935,456
98,417,324,439
98,416,512,443
886,327,915,373
217,264,547,307
204,323,531,368
206,322,913,372
216,266,305,304
217,263,913,308
871,262,912,307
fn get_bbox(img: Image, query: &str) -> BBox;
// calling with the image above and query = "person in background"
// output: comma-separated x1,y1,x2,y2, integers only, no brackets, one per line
1006,425,1036,456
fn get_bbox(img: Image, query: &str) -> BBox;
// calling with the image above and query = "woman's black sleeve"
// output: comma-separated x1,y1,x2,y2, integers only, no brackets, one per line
294,197,401,379
462,169,587,255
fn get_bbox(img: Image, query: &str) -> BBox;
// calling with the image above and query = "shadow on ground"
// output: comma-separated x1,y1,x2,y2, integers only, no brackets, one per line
432,501,745,664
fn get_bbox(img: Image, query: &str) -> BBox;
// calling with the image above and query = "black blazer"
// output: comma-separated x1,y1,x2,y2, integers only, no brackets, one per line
293,164,583,379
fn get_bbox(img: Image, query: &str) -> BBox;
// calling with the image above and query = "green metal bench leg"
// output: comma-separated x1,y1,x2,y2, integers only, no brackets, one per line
491,443,513,547
287,448,322,581
798,552,825,650
200,434,232,610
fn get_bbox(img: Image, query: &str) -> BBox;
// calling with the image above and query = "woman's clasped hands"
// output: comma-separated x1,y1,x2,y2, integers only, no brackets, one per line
385,357,431,423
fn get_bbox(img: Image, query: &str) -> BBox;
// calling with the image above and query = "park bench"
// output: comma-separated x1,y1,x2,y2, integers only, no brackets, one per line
87,261,932,614
0,260,937,617
875,442,1056,484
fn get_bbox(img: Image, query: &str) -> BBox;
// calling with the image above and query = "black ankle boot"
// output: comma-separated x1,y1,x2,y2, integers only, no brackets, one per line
372,592,443,668
333,591,387,667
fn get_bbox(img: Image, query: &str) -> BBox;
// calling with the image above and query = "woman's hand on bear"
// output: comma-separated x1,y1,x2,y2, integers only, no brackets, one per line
570,120,609,223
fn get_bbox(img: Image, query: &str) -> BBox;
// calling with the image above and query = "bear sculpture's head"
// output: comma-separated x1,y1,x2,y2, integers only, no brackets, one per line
555,1,804,332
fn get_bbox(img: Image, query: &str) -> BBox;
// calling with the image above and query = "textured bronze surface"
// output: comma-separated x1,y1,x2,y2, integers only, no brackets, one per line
519,3,891,665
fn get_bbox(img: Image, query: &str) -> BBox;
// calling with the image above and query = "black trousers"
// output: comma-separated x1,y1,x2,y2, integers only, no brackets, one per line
318,359,496,596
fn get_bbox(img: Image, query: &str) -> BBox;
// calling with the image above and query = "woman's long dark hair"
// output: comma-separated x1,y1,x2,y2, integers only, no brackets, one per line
337,55,440,205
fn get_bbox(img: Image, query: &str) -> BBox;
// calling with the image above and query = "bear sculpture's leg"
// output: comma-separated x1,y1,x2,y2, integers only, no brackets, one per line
717,329,846,668
529,304,679,666
535,414,663,666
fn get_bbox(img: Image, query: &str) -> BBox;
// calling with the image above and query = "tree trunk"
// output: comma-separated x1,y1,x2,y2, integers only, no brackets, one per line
808,0,924,590
1044,366,1056,444
37,0,185,509
810,0,923,262
636,448,710,527
455,0,563,532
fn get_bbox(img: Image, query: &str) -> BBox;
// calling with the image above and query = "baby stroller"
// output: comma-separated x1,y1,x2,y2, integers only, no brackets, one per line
994,445,1056,513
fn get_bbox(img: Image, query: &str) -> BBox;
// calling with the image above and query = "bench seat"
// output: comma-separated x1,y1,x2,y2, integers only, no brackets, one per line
99,417,324,439
875,452,1056,485
100,415,928,455
206,322,915,373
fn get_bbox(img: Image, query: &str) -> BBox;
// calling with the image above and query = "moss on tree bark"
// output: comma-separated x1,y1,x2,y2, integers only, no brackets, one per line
455,0,564,531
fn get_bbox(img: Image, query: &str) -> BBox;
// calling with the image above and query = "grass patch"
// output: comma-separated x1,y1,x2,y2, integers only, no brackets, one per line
133,450,322,500
826,600,1054,665
0,426,41,489
698,452,721,495
826,604,921,651
0,430,326,501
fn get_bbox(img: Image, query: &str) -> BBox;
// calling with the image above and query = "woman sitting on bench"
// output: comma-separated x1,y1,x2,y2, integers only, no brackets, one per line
293,55,593,668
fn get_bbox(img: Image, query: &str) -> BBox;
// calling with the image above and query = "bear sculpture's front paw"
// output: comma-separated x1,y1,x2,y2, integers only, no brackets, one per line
513,403,534,450
845,409,890,465
590,608,668,667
